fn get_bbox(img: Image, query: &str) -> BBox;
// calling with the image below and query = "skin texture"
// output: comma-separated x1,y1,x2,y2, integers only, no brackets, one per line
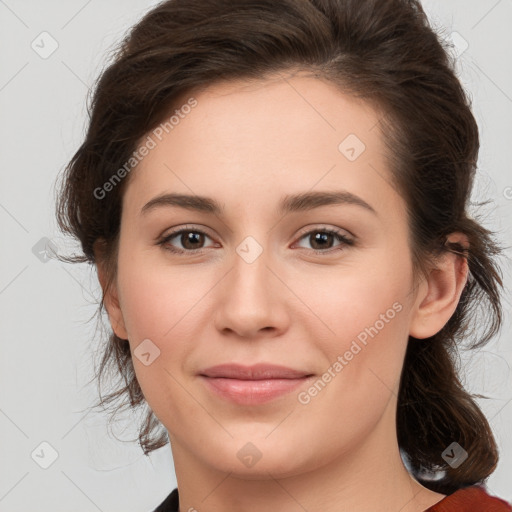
97,72,469,512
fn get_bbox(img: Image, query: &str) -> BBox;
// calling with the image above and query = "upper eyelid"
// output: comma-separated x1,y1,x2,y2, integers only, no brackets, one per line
162,224,216,240
295,224,353,239
162,224,352,239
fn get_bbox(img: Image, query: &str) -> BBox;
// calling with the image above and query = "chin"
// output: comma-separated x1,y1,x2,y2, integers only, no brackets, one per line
199,436,314,479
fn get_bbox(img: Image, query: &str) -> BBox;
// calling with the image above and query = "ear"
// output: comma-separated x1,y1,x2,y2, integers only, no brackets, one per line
96,253,129,341
409,233,469,339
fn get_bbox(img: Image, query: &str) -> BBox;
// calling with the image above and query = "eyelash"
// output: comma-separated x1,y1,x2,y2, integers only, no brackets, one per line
157,225,355,256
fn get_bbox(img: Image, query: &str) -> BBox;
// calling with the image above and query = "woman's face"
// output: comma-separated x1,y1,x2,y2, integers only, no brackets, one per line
106,73,427,478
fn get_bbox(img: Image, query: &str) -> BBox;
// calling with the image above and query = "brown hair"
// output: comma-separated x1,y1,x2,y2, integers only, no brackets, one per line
55,0,506,495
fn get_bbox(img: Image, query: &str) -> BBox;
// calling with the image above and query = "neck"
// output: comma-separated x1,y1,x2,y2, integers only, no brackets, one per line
170,402,445,512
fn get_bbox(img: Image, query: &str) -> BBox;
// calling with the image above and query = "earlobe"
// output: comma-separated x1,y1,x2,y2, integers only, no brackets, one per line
96,260,129,341
409,233,469,340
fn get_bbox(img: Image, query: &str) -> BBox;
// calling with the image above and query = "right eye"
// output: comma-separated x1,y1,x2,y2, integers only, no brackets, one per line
158,226,217,254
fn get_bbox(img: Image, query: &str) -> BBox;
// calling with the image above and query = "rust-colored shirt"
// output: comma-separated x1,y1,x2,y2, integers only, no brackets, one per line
426,486,512,511
153,485,512,511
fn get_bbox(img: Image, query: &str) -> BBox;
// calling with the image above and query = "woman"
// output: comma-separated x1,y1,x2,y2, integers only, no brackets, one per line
55,0,511,510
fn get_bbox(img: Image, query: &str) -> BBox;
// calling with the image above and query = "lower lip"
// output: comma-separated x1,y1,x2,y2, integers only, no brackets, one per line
200,376,311,405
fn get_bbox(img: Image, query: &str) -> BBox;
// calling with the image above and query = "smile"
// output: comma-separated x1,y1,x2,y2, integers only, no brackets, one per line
198,363,314,405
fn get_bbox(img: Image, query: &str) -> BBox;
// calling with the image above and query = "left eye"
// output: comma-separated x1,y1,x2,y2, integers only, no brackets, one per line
294,228,354,253
159,227,354,255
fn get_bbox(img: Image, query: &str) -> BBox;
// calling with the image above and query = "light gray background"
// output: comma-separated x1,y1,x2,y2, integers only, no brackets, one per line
1,1,511,511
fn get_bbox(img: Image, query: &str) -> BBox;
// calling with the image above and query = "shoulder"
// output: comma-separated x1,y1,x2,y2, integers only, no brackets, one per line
151,488,179,512
426,485,512,512
149,486,512,512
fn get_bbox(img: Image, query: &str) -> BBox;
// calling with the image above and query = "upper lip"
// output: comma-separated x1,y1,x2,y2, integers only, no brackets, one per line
199,363,313,380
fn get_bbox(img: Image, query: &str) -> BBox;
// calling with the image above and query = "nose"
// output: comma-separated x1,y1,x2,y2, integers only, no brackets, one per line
213,242,290,340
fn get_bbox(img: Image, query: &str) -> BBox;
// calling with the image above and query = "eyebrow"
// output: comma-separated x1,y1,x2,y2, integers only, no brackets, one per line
140,190,377,217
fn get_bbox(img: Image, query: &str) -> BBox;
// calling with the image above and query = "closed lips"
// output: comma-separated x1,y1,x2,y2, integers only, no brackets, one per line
199,363,314,379
198,363,315,405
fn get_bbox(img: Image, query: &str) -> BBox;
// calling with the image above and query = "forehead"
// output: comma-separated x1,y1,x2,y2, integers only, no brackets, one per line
171,73,382,155
122,73,403,224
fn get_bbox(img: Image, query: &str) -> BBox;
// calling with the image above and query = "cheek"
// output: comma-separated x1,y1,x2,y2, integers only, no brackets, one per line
293,255,409,347
116,248,212,342
297,256,411,405
292,281,409,457
114,251,210,421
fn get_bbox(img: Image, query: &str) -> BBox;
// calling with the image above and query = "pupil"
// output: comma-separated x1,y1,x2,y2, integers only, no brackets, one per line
313,232,331,249
184,232,202,248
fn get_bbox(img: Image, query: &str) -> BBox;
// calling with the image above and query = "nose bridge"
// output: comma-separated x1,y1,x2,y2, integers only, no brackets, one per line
214,232,285,336
231,234,273,307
